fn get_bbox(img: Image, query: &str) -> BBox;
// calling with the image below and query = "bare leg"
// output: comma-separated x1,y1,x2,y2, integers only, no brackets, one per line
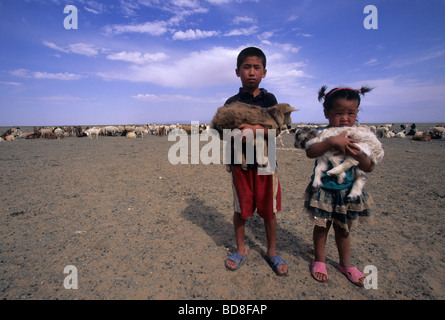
312,222,332,281
264,217,288,275
225,212,247,270
333,223,365,286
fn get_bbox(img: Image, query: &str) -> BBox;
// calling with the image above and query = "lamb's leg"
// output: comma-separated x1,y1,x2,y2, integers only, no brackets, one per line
255,135,269,168
347,169,367,200
261,143,269,167
241,153,248,170
312,159,328,189
327,157,359,184
277,132,285,147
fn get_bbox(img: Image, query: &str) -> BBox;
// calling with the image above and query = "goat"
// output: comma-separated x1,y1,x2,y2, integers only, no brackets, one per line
294,126,384,200
211,102,298,169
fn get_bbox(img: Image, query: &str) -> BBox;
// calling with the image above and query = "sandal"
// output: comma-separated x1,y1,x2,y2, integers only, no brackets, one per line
337,264,365,287
265,255,288,276
225,252,247,271
311,260,328,282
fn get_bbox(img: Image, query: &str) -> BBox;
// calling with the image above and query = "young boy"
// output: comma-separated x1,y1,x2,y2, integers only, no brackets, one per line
223,47,288,276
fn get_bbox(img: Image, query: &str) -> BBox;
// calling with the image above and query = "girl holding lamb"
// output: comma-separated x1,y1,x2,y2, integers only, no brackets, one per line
300,86,379,287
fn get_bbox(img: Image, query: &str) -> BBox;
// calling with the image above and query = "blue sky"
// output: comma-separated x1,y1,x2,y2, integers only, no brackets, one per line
1,0,445,126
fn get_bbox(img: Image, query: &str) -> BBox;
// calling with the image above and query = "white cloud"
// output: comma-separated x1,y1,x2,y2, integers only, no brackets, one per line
43,41,98,56
132,93,223,103
364,58,378,66
43,41,68,53
98,46,240,88
172,29,220,40
262,41,301,54
233,16,255,25
106,51,169,64
10,69,82,80
388,49,445,68
68,43,99,56
225,26,258,37
132,93,192,102
0,81,21,86
104,20,169,36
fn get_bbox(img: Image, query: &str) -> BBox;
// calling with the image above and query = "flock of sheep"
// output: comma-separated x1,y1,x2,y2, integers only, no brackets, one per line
291,123,445,142
0,123,209,142
1,122,444,143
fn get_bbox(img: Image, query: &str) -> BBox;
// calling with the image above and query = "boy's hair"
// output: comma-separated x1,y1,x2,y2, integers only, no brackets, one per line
237,47,267,70
318,85,373,113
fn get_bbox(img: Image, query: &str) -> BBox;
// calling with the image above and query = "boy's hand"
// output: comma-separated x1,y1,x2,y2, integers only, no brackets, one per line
234,123,260,143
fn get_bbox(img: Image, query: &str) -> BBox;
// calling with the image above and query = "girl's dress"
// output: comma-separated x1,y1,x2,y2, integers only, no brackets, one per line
303,141,374,232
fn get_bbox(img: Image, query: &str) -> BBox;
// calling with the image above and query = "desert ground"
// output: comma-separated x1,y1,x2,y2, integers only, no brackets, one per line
0,124,444,301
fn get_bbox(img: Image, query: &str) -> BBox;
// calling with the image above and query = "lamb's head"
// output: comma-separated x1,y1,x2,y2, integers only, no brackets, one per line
268,103,299,127
294,127,318,149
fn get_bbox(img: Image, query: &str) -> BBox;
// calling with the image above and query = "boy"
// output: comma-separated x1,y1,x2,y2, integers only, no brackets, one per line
223,47,288,276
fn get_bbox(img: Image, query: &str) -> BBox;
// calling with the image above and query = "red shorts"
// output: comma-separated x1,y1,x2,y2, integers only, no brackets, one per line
231,166,281,220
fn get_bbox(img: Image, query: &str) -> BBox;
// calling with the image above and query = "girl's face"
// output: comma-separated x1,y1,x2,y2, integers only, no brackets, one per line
324,98,359,127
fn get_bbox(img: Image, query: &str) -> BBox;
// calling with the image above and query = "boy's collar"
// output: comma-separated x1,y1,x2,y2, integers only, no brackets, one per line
239,87,267,98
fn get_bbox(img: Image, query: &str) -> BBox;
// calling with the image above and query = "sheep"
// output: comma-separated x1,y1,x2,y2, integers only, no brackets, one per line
1,128,21,140
84,127,100,139
132,126,146,138
211,102,298,169
294,126,384,200
432,127,445,139
412,131,433,142
39,128,53,139
126,131,137,139
101,126,120,136
53,127,65,139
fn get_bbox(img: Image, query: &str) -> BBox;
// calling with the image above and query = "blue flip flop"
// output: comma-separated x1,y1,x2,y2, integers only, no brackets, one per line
265,255,288,276
225,252,247,271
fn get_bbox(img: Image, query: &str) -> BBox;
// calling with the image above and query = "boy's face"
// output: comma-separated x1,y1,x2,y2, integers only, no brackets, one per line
236,56,267,92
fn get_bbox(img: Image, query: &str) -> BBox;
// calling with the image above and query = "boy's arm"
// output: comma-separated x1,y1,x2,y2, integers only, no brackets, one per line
238,123,280,137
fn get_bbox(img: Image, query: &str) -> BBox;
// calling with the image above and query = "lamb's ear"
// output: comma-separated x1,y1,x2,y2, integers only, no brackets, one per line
275,103,299,113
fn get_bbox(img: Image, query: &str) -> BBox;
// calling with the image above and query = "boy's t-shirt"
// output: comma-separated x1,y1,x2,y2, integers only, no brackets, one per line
224,88,278,168
225,88,277,108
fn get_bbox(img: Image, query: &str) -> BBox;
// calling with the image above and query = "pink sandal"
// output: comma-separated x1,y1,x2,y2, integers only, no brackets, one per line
311,260,328,282
337,264,365,287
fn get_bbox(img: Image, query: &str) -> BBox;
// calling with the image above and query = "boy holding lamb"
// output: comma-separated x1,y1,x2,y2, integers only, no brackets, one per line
219,47,288,276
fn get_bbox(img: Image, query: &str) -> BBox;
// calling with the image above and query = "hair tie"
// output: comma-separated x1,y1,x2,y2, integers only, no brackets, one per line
326,87,360,98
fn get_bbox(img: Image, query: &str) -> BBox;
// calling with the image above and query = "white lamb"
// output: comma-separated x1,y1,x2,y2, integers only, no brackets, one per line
294,126,384,200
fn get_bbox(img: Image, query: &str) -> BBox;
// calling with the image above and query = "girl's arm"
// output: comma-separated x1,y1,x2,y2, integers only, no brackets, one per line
306,132,358,158
306,132,374,173
349,149,375,173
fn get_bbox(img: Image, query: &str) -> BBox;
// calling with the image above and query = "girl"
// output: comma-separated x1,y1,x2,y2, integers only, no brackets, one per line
303,85,376,287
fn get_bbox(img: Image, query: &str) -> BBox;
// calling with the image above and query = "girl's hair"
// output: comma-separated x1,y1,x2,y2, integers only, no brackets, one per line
237,47,267,70
318,85,373,113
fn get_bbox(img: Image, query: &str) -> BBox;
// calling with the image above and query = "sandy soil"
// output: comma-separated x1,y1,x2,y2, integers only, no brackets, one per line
0,129,444,300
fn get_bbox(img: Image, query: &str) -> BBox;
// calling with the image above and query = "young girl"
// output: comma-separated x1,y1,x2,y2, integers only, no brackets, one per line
303,85,376,287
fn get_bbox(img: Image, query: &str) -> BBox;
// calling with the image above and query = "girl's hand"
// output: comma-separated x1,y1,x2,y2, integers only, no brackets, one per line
330,132,360,156
334,132,375,172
